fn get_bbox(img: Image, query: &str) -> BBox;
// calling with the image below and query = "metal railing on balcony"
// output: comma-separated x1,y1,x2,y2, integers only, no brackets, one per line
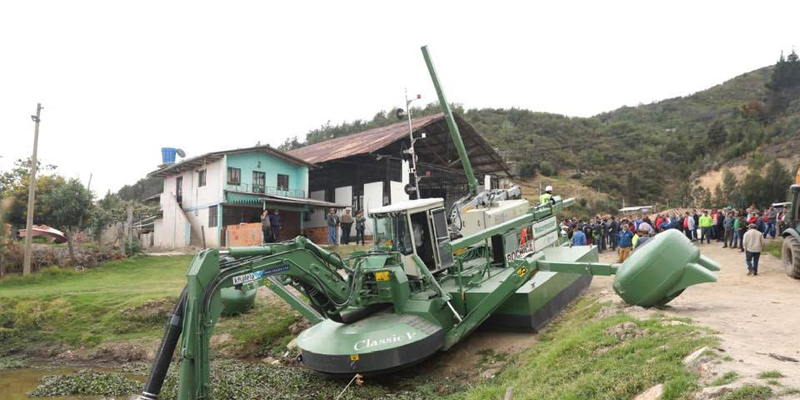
225,183,305,198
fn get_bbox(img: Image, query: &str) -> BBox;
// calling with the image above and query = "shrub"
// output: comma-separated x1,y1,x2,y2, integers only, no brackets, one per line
539,161,556,176
124,238,143,257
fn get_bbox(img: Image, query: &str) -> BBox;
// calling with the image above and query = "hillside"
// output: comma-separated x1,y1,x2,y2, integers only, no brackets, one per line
281,52,800,211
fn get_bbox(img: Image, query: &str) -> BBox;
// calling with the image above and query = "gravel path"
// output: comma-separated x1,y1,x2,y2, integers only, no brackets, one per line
593,239,800,393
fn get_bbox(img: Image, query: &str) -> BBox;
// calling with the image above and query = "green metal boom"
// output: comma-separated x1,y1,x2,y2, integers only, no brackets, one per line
422,45,479,196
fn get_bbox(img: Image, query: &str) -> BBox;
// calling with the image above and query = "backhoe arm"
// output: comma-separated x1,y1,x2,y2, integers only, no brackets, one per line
140,237,356,400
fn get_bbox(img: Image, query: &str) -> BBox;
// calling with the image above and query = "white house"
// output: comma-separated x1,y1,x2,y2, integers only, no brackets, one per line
147,145,340,248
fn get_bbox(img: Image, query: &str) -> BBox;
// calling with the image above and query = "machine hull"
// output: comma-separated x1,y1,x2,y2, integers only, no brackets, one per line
487,246,596,331
297,245,598,374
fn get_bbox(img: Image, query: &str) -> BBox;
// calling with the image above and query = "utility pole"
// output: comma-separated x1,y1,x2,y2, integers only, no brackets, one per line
23,103,43,276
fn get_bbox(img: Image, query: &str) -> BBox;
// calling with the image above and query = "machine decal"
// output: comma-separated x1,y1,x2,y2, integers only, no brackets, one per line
374,271,390,282
234,265,291,285
533,230,559,251
532,217,557,238
516,267,528,277
253,265,291,279
232,272,255,285
505,241,533,263
353,332,417,351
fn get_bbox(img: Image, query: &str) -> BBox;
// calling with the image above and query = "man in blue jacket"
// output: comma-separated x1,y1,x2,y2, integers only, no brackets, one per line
617,223,634,262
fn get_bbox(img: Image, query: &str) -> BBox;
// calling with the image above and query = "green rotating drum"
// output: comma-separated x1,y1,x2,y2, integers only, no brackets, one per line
613,229,720,307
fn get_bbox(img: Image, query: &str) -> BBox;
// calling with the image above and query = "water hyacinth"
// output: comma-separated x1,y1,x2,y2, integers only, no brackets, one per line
28,369,140,397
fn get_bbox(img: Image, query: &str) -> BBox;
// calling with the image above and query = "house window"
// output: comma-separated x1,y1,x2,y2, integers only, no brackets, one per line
209,205,218,227
277,174,289,191
227,167,241,185
176,176,183,204
253,171,266,194
198,170,207,187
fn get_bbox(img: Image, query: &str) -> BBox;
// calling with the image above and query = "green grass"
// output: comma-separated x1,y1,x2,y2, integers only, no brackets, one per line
782,387,800,396
710,371,739,386
719,385,772,400
0,255,298,357
758,370,784,379
764,239,782,258
0,256,191,349
451,297,717,400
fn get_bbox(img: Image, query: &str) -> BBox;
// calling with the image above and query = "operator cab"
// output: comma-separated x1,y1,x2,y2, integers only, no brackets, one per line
369,198,455,277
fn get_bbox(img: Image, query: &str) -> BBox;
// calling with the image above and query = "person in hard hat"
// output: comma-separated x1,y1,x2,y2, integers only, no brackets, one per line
539,186,554,205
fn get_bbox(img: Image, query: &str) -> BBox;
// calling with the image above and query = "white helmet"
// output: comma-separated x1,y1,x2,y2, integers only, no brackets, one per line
545,185,553,193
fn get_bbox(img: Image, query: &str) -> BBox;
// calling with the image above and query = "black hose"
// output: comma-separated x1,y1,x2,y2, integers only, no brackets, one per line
138,287,188,400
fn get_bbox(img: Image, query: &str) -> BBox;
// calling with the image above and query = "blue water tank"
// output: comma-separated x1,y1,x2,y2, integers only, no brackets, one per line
161,147,177,165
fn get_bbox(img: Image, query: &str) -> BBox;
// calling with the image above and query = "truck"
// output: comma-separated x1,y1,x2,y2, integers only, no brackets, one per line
781,183,800,278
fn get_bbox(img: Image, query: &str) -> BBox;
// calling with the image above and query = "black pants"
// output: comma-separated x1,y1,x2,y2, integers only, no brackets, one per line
262,227,272,243
341,223,352,244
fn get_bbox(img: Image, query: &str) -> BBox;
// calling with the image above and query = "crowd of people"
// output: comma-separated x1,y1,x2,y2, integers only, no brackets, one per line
562,205,783,275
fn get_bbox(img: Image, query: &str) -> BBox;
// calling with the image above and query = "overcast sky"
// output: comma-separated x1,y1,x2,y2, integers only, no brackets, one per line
1,0,798,197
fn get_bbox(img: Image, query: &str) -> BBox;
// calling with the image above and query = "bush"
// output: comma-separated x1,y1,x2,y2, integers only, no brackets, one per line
518,161,538,177
539,161,556,176
124,239,143,257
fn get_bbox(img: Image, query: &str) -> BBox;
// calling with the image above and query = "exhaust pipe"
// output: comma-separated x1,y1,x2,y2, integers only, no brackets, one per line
138,287,187,400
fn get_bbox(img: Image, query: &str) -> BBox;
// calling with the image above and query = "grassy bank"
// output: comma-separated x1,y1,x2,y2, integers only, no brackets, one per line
453,297,717,400
764,238,782,258
0,255,300,358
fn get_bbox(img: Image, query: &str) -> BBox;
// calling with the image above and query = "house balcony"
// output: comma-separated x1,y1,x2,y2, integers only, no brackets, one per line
224,183,305,199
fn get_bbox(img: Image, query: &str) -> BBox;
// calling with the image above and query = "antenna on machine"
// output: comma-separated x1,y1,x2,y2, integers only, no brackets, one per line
401,88,424,199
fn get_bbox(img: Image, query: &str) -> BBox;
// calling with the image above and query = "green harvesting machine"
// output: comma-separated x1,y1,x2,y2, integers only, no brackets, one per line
138,47,720,400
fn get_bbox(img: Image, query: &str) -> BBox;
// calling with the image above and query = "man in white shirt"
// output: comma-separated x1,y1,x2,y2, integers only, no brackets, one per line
743,223,765,276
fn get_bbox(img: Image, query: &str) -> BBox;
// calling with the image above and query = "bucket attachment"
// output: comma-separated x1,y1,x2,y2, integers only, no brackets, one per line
613,229,719,307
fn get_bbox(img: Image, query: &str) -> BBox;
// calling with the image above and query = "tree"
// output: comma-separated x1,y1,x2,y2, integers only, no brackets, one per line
42,179,93,265
706,120,727,152
713,184,723,206
763,160,792,204
539,161,555,176
0,158,64,226
721,170,737,206
738,169,767,208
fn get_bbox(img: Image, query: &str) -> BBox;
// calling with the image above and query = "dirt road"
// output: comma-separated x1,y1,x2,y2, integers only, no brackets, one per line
593,239,800,392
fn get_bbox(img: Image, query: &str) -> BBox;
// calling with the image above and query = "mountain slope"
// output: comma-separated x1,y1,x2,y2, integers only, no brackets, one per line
281,56,800,210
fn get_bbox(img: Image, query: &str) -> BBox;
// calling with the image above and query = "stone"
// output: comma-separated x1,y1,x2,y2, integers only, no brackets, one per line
634,384,663,400
683,346,711,367
480,367,501,379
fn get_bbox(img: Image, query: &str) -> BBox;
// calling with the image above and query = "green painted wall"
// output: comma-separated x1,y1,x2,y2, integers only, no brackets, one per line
225,152,307,196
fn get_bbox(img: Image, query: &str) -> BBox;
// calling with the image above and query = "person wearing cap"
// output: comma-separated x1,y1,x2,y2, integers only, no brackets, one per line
743,223,765,276
723,210,735,248
539,186,554,205
339,208,354,245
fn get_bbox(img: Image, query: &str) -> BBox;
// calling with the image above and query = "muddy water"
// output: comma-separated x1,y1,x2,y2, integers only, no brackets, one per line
0,367,140,400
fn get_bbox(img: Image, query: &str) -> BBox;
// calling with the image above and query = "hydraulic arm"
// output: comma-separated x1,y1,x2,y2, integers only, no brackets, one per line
139,237,372,400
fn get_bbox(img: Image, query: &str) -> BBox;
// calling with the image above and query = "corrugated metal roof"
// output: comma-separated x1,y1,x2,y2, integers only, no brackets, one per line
286,113,444,164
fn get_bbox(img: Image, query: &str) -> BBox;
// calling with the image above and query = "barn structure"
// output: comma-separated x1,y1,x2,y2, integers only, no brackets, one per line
287,113,512,242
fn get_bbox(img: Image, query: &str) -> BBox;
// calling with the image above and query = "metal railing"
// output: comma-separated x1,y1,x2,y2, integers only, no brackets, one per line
225,183,305,198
